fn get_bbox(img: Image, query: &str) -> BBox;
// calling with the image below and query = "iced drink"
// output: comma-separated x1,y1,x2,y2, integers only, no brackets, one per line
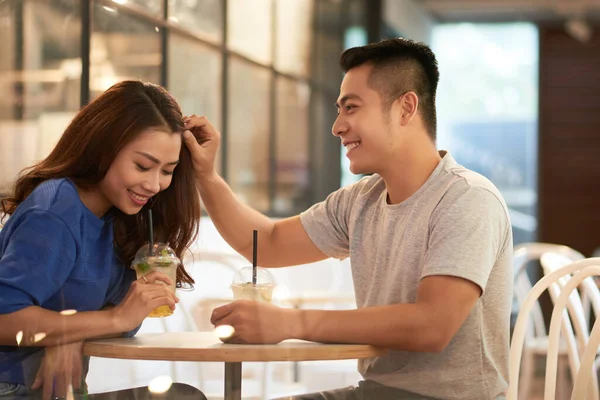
231,266,274,303
132,243,179,317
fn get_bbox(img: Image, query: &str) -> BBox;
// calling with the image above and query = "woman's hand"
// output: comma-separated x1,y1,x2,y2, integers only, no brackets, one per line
109,271,179,332
31,341,83,400
182,115,221,183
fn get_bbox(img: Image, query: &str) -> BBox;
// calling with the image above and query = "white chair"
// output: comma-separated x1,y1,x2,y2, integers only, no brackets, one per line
512,243,585,399
540,253,600,384
508,257,600,400
574,306,600,399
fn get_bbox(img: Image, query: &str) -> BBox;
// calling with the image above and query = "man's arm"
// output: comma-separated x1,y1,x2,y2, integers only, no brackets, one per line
184,116,327,267
199,174,326,267
212,275,481,351
293,276,481,351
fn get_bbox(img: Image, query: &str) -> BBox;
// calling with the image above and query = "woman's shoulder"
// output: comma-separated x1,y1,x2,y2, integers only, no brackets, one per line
16,179,88,227
26,178,79,208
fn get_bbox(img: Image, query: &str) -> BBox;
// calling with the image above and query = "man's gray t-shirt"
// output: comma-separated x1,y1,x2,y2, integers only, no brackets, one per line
300,151,513,400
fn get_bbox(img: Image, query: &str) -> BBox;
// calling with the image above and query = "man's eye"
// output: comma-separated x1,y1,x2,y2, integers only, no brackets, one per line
346,105,356,111
135,163,151,172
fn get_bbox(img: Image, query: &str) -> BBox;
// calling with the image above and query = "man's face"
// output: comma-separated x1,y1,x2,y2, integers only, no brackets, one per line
333,64,401,175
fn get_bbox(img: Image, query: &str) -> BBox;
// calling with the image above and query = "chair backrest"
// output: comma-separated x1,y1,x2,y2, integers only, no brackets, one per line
574,312,600,399
512,243,585,339
539,253,600,400
508,257,600,400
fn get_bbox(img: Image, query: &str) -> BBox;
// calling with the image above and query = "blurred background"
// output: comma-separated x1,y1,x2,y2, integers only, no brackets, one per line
0,0,599,398
1,0,599,253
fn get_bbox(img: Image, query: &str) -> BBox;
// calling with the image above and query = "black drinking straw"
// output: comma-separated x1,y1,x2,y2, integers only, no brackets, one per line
147,209,154,256
252,230,258,285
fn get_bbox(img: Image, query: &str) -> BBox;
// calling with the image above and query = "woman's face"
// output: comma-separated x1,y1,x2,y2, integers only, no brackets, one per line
98,129,182,215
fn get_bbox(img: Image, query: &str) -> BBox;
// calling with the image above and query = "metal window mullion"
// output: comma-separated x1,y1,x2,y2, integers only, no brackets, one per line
220,0,229,181
268,0,277,215
80,0,91,106
160,0,169,88
14,0,24,119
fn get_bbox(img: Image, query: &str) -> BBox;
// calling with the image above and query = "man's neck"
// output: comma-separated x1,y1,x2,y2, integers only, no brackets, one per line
379,140,442,205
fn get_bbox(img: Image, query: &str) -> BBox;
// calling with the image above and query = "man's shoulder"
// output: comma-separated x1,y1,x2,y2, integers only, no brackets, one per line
440,161,508,212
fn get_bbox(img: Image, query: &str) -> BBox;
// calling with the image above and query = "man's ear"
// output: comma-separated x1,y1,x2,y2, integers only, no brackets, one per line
397,91,419,126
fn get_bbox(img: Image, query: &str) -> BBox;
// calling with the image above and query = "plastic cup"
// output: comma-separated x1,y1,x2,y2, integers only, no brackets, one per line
231,266,274,303
131,242,179,317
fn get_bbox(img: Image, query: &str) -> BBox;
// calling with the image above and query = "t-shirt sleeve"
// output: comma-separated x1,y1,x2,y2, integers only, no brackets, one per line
104,257,136,307
299,181,363,259
0,211,77,314
422,185,510,294
103,259,141,338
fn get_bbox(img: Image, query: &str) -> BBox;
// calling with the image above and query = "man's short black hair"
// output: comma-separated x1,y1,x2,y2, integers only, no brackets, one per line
340,38,440,140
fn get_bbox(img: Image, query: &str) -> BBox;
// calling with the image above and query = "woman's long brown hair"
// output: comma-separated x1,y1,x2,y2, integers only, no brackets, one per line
1,81,200,286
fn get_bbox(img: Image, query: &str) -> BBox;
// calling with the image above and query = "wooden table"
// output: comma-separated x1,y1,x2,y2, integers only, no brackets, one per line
84,332,386,400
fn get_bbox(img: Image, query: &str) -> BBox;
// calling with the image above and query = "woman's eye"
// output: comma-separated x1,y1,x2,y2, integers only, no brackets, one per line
162,170,174,176
135,163,151,172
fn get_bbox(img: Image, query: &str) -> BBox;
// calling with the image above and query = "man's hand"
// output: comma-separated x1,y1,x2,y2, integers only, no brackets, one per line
182,115,221,183
211,300,301,344
31,341,83,400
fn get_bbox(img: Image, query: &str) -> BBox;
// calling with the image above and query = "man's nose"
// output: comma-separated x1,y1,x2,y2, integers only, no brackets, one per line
332,115,349,137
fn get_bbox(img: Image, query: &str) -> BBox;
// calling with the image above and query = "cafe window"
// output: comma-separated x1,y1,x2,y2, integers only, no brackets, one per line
432,23,539,244
0,0,367,215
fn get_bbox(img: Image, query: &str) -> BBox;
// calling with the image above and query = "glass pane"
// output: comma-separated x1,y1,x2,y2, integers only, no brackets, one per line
228,59,271,213
168,0,222,43
313,0,344,92
90,3,161,98
227,0,272,65
0,0,81,194
274,78,310,215
169,34,222,175
274,0,313,76
117,0,163,17
432,23,539,245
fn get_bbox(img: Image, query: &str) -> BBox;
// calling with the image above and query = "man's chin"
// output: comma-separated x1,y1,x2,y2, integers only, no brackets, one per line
349,164,371,175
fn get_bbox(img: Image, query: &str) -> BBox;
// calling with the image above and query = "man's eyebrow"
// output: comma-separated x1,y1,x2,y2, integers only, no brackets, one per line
334,94,362,108
134,151,179,166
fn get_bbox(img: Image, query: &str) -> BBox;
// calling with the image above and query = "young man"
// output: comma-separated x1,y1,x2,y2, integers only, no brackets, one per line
183,38,513,400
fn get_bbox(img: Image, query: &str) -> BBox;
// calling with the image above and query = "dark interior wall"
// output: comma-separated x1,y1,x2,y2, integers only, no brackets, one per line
538,25,600,256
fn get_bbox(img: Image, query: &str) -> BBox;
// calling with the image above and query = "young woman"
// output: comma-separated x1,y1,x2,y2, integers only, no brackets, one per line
0,81,205,399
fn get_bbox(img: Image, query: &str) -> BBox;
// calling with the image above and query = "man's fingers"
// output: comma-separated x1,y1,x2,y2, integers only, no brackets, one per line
183,130,201,151
184,116,219,139
211,303,236,325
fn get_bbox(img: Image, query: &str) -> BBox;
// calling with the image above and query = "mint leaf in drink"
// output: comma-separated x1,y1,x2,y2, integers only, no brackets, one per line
156,259,172,267
137,262,151,273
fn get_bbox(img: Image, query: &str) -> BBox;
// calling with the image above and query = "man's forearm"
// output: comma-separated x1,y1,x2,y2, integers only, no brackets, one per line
291,304,447,352
0,306,123,346
197,173,275,260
